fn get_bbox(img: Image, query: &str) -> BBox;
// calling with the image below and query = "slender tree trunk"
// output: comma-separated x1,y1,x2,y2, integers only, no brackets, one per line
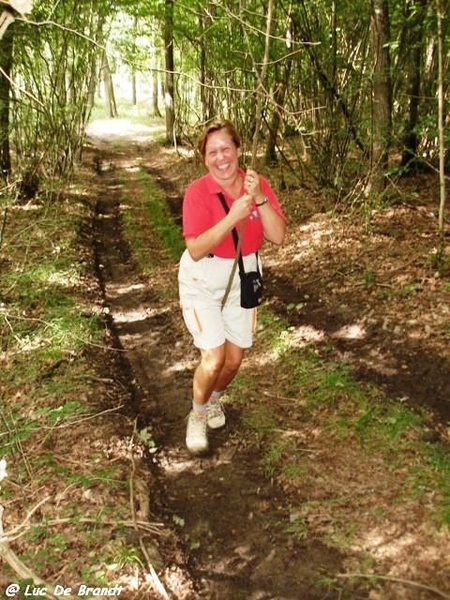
401,0,426,170
102,53,118,118
370,0,392,193
199,7,216,123
149,70,161,117
250,0,275,166
131,71,137,106
264,61,291,165
437,0,445,235
0,23,13,182
131,15,138,106
199,15,210,123
199,12,208,123
149,33,161,117
164,0,175,144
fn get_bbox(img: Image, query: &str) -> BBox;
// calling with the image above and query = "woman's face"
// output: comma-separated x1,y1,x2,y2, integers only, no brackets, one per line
204,129,241,185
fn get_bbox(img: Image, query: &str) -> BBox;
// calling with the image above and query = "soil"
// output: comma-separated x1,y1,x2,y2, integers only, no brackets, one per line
75,118,450,600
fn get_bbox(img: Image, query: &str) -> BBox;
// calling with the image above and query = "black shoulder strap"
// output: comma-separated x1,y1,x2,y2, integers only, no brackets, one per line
217,192,245,274
217,192,240,248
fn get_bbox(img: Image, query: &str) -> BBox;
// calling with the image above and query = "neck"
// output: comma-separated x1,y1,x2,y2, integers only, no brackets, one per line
219,172,242,198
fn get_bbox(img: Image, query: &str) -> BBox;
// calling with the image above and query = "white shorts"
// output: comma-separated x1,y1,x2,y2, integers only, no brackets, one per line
178,249,260,349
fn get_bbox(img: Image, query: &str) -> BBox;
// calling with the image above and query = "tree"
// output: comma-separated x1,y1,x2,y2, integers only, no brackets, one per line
101,51,119,118
436,0,445,236
163,0,175,144
250,0,275,166
0,22,13,181
369,0,392,193
9,0,109,191
400,0,427,170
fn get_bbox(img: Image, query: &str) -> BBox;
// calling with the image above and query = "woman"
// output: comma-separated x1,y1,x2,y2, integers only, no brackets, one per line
178,120,286,454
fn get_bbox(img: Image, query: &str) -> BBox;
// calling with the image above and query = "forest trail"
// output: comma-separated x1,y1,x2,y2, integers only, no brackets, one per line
83,119,450,600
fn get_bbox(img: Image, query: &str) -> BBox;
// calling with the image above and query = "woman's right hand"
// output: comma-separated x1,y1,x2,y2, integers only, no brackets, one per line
185,194,253,261
229,193,253,223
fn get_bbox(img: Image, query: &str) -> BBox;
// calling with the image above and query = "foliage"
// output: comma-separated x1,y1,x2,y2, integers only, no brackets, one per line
1,0,448,215
9,0,109,193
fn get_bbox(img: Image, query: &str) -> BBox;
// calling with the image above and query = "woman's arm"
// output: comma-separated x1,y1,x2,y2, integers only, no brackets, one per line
255,200,286,245
244,168,286,246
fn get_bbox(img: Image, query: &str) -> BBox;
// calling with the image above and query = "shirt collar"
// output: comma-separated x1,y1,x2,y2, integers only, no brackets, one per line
205,168,246,194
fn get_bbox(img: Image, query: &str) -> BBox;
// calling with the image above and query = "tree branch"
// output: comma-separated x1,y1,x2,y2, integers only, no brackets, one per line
337,573,450,599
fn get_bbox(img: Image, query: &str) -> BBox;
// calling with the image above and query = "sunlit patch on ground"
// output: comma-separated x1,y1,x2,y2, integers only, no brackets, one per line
86,118,165,143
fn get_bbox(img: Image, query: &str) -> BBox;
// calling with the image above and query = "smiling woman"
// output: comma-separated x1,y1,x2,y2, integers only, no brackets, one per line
178,119,287,455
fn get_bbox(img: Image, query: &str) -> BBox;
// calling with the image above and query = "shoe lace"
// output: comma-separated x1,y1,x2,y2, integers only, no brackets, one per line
208,401,223,417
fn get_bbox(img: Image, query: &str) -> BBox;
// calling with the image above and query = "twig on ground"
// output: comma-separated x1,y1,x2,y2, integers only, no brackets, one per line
337,573,450,599
1,495,50,542
4,515,167,543
0,505,78,600
40,404,125,430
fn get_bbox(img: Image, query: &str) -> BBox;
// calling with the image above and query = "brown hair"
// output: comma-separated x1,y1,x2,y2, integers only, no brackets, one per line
197,120,241,162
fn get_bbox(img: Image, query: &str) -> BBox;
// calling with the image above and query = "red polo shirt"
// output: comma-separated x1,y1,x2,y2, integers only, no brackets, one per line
182,168,285,258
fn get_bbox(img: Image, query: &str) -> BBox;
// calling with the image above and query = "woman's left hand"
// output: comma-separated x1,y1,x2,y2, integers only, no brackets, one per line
244,168,263,201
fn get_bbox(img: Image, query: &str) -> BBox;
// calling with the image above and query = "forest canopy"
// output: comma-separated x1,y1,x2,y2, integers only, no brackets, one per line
0,0,448,216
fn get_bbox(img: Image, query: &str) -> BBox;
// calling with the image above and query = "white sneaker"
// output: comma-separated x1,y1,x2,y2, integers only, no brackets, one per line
206,401,226,429
186,411,208,454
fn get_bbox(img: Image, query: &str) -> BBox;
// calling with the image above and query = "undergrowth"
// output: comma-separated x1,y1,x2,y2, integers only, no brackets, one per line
0,193,156,594
231,308,450,539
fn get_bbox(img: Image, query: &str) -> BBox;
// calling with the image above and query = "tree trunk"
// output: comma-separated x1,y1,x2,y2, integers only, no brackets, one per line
370,0,392,193
250,0,275,166
131,71,137,106
264,61,291,165
437,0,445,235
102,53,118,118
199,8,215,123
401,0,426,170
0,23,13,182
164,0,175,144
149,27,161,118
150,70,161,118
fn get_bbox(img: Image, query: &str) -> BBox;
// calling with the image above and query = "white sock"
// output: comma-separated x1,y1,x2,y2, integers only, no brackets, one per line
209,390,222,403
192,401,207,415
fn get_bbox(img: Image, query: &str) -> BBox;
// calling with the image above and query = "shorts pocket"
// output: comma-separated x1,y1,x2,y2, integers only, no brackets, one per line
182,307,203,334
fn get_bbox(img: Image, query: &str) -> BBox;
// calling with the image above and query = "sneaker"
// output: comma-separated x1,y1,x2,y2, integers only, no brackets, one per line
186,411,209,454
206,401,226,429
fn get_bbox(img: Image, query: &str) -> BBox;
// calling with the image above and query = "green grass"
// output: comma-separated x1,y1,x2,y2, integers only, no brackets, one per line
121,171,185,269
140,172,185,258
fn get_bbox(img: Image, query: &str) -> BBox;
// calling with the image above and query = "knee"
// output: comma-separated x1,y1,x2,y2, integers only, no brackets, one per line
224,355,243,374
200,349,225,377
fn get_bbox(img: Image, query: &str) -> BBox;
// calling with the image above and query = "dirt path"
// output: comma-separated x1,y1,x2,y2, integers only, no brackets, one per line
84,120,450,600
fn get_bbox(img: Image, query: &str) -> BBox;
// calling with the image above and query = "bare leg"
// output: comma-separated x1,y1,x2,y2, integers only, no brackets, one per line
192,340,245,403
192,344,226,405
187,341,245,453
213,340,245,393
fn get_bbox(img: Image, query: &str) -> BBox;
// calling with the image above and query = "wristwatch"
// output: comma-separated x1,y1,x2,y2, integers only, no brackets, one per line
256,196,269,207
